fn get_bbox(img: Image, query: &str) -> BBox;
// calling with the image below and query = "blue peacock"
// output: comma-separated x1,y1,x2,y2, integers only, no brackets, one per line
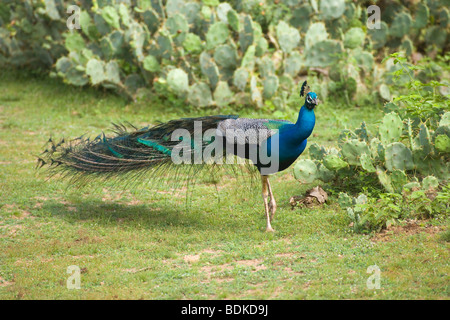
38,81,318,232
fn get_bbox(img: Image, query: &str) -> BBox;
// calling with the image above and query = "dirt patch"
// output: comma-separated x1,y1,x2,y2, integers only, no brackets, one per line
0,224,24,237
200,264,234,275
200,259,266,283
235,259,267,271
183,254,200,263
123,266,152,273
371,220,442,242
0,276,14,287
201,249,224,255
283,267,305,276
274,252,296,258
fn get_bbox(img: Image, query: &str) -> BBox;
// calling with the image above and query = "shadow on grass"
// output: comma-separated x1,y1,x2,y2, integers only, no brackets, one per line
40,197,248,233
41,198,212,229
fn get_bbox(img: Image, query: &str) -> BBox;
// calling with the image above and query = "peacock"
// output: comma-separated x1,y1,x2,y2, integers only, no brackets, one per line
37,81,318,232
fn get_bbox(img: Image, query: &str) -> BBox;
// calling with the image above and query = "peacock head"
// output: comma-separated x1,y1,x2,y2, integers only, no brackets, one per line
300,81,318,110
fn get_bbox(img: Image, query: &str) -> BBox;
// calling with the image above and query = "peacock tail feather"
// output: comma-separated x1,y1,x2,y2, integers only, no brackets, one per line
37,115,260,191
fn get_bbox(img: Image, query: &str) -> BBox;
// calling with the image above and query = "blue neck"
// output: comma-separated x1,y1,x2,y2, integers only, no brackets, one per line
294,105,316,141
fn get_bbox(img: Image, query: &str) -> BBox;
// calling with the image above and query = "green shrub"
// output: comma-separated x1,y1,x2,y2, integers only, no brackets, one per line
1,0,448,106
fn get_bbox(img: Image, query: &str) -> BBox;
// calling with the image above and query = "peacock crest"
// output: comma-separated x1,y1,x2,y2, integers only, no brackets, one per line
300,80,310,97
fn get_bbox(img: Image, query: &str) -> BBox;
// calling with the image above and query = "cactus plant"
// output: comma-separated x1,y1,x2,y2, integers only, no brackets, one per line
200,51,220,90
206,22,229,50
376,166,394,193
305,40,343,68
341,139,370,166
214,44,238,70
255,36,268,57
105,61,121,84
294,159,318,184
262,75,279,99
422,175,439,190
360,153,376,173
165,13,189,45
323,154,348,171
250,75,263,107
239,15,254,54
233,67,248,92
338,192,353,209
414,3,429,29
241,44,256,70
418,123,433,156
368,21,389,50
143,54,160,72
390,12,413,38
226,8,239,32
284,52,304,77
183,33,203,53
385,142,414,172
319,0,346,20
217,2,232,24
305,22,328,51
258,56,275,79
289,5,313,32
317,163,335,182
276,21,300,54
379,112,403,146
167,68,189,95
390,169,408,193
343,27,365,49
308,143,327,160
213,81,234,107
188,82,213,107
86,58,106,85
142,9,160,34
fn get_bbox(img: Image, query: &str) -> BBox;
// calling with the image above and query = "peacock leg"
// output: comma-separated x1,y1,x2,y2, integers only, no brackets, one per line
266,177,277,221
261,175,274,232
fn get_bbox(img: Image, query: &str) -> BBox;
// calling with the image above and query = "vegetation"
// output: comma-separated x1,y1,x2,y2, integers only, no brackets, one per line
0,71,448,299
0,0,448,299
294,53,449,232
0,0,449,106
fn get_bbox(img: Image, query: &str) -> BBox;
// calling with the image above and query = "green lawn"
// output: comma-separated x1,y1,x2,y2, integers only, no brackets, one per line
0,72,448,299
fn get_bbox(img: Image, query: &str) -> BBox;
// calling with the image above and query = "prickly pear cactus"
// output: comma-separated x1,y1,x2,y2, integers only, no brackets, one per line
206,22,229,50
294,159,318,184
385,142,414,172
323,154,348,171
379,112,403,146
341,139,370,166
233,68,249,92
276,21,300,53
319,0,346,20
188,82,213,107
239,15,254,54
262,75,279,99
167,68,189,95
200,51,220,90
390,12,413,38
305,40,343,68
2,0,449,109
213,81,233,107
344,28,365,49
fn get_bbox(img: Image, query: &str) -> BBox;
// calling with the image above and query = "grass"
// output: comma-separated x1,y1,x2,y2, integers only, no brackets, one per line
0,71,448,300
